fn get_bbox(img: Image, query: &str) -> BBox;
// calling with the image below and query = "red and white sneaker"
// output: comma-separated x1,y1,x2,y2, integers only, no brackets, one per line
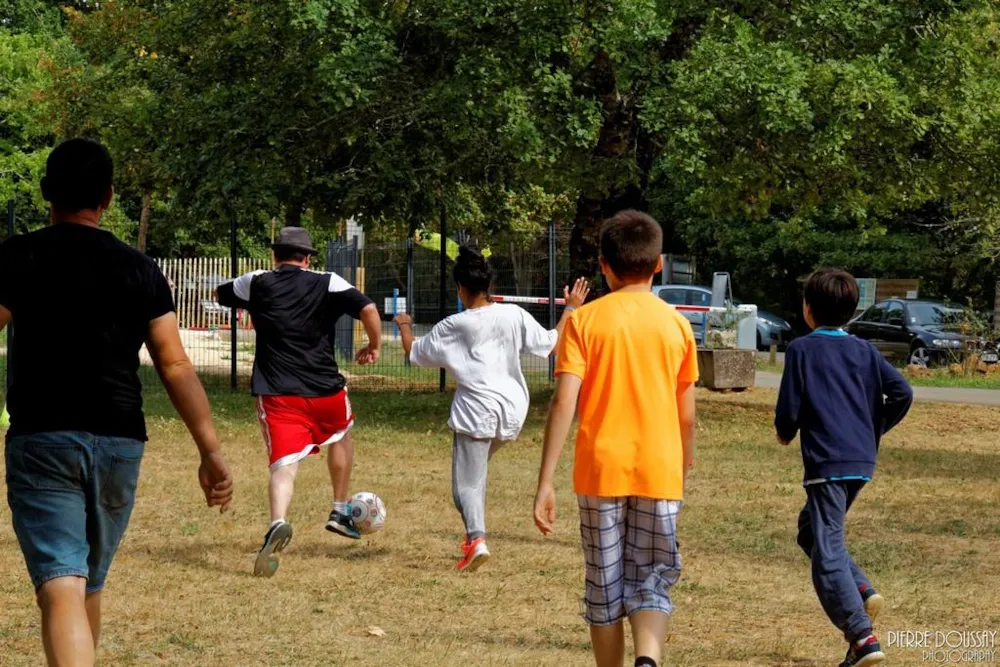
456,537,490,572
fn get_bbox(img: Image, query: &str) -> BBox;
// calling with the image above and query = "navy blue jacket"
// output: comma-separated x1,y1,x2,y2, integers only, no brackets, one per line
775,331,914,483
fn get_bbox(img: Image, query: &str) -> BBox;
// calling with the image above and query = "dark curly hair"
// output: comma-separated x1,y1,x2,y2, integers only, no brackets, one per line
453,245,493,296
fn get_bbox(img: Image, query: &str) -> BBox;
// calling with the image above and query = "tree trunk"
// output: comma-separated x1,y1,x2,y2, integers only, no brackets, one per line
568,19,704,283
286,199,304,227
137,189,152,253
568,49,651,283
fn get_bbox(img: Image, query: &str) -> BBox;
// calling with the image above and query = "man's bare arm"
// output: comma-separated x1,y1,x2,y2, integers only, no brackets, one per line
355,303,382,365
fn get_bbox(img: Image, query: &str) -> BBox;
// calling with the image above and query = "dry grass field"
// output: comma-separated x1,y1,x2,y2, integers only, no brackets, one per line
1,387,999,666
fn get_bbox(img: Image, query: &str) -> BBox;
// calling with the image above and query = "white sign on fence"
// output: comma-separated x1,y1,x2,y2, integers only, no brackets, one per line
384,297,407,314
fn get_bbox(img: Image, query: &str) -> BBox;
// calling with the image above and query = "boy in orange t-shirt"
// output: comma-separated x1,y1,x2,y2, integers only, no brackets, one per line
534,210,699,667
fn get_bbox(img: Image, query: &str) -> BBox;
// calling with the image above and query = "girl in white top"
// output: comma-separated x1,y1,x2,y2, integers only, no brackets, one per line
395,246,589,571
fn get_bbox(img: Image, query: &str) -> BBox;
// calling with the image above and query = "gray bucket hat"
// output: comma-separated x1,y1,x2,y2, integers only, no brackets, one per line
272,226,318,255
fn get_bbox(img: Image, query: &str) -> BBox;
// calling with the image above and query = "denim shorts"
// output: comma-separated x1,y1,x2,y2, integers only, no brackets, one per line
5,431,144,593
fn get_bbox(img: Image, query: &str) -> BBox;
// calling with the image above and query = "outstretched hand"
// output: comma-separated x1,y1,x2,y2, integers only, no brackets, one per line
393,313,413,327
564,278,591,309
198,451,233,513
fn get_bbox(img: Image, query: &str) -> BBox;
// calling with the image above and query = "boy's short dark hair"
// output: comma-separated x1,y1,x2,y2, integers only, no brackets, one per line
273,248,310,263
599,210,663,281
453,245,492,295
804,268,860,327
40,138,114,212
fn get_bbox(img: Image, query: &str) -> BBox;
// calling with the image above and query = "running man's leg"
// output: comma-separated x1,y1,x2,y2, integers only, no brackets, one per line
256,396,313,574
38,577,94,667
6,432,118,666
327,434,353,505
269,462,300,522
85,591,101,648
309,390,359,538
323,435,360,539
306,390,356,506
257,395,314,519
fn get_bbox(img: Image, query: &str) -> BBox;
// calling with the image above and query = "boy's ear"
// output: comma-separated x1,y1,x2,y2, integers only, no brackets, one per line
654,255,664,274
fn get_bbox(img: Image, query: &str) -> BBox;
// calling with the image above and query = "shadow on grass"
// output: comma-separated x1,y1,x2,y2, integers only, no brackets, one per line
135,543,256,578
397,625,591,654
291,542,391,561
137,540,391,578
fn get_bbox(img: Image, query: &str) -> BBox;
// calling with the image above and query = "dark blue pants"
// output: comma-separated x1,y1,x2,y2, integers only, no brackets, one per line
796,480,873,642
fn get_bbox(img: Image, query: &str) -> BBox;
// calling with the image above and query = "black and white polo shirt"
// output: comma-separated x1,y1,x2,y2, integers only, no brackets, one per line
217,265,373,397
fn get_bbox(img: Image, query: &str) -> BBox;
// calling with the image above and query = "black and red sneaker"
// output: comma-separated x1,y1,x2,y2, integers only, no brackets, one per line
839,635,886,667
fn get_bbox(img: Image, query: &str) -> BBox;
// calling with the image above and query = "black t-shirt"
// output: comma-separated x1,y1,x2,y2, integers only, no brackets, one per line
217,265,372,397
0,223,175,441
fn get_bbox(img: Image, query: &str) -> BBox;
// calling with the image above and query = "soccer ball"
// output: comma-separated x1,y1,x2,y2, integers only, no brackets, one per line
349,491,386,534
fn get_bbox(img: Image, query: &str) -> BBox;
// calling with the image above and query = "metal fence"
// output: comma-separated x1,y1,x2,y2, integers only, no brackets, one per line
0,204,696,396
331,223,573,390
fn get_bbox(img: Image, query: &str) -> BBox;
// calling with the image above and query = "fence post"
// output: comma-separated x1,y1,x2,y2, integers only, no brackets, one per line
229,217,238,390
439,205,447,393
406,223,415,366
548,221,556,383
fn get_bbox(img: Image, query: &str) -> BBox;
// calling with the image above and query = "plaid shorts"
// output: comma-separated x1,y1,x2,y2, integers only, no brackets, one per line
577,495,682,626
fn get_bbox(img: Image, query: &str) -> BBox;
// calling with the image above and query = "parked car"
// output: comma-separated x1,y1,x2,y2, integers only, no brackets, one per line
651,284,794,350
845,299,1000,366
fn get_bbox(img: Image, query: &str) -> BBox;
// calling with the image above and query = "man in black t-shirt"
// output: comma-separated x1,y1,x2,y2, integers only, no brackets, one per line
0,139,234,667
217,226,381,577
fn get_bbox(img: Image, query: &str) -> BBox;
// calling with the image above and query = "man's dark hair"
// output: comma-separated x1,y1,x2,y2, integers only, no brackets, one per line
273,248,310,263
453,245,492,296
599,210,663,281
40,138,114,212
804,268,860,327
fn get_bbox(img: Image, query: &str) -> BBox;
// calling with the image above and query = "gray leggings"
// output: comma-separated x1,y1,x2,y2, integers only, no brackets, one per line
452,432,505,540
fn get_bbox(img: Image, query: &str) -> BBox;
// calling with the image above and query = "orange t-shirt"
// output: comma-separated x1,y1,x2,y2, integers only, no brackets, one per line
556,291,699,500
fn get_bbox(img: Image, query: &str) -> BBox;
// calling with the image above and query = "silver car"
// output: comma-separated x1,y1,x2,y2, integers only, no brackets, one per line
652,284,795,350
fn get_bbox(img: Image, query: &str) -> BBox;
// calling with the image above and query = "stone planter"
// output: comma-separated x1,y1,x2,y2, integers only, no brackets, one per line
697,348,756,391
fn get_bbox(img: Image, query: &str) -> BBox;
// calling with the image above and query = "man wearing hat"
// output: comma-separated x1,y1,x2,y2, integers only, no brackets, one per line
217,226,382,577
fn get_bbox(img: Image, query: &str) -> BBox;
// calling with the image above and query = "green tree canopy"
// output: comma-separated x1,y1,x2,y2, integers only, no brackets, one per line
8,0,1000,314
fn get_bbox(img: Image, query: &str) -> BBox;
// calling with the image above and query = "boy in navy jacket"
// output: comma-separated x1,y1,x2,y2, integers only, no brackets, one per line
776,268,913,667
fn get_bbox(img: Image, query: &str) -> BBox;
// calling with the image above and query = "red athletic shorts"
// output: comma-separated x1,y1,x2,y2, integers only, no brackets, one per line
255,392,354,469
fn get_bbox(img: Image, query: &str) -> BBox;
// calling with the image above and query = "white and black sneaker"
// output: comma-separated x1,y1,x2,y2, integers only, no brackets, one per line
254,520,293,578
325,510,361,539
